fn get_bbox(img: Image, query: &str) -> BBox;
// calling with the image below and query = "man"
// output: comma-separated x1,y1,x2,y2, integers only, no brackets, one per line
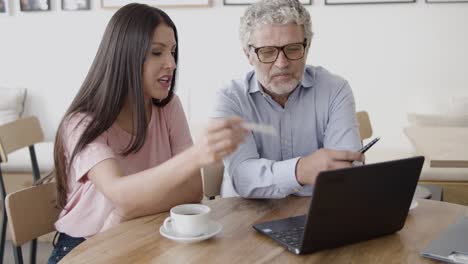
213,0,364,198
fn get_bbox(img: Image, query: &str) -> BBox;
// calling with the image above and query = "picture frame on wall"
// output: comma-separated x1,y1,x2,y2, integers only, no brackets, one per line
62,0,91,10
224,0,311,4
20,0,51,11
325,0,413,4
426,0,468,3
0,0,8,14
101,0,210,8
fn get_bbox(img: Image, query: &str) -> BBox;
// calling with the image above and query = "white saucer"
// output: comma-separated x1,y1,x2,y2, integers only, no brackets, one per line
410,199,418,210
159,221,222,243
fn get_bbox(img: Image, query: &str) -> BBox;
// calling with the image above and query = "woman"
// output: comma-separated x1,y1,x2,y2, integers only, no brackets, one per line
48,3,247,263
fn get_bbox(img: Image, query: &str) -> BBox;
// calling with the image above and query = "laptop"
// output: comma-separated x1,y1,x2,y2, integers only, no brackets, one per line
253,156,425,255
421,217,468,263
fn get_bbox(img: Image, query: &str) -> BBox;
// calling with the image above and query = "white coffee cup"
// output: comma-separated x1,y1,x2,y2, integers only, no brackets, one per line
163,204,211,237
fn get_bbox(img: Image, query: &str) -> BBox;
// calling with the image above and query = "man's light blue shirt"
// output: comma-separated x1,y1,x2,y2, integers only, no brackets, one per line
212,65,362,198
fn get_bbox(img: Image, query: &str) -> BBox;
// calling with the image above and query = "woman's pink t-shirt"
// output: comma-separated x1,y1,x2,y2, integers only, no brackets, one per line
54,96,193,238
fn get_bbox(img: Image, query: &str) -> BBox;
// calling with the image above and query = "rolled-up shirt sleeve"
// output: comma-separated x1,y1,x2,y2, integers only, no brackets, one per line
227,142,302,198
62,114,116,182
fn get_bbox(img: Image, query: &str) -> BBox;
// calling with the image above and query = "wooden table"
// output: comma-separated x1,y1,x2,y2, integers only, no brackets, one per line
404,126,468,168
62,197,468,264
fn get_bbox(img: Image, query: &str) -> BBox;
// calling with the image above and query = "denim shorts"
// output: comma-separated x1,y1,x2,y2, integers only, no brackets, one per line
48,232,85,264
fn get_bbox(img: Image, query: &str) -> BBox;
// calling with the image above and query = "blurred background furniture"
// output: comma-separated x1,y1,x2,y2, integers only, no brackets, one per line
404,126,468,168
201,162,224,200
0,116,45,264
5,182,58,264
0,86,67,264
356,111,373,142
405,126,468,206
0,87,54,177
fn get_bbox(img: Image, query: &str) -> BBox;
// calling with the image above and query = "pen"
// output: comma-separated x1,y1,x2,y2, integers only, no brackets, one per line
359,137,380,154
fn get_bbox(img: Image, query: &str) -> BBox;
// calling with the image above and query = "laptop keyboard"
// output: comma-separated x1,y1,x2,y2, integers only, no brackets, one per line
270,226,304,248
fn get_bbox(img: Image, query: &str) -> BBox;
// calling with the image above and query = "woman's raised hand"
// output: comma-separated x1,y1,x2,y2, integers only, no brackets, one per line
194,116,248,166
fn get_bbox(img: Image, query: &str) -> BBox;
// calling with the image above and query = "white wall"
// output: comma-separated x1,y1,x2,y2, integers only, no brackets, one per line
1,0,467,154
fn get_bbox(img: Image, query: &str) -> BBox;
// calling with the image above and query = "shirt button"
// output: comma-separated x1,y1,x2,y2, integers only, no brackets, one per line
63,246,68,251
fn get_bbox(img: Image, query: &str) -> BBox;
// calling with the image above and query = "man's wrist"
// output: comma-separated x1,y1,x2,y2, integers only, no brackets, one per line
295,157,305,186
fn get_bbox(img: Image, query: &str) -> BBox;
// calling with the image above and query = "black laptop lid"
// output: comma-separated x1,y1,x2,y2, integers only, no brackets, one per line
301,156,425,253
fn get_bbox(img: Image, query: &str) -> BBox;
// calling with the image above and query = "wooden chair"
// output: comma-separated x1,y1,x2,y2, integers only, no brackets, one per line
201,111,374,200
201,162,224,200
5,182,59,264
0,116,44,264
356,111,373,142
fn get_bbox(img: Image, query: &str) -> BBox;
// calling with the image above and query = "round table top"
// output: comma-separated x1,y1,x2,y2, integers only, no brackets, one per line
62,197,468,264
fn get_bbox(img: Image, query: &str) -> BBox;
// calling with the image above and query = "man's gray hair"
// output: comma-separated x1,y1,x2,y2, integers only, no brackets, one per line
239,0,313,51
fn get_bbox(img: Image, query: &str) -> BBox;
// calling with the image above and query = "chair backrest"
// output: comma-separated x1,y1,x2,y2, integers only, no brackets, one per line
201,111,374,199
201,162,224,200
356,111,373,141
0,116,44,163
5,181,59,246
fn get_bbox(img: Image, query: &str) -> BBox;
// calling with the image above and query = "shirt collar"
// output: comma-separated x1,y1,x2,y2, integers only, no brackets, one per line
301,66,315,88
247,66,315,94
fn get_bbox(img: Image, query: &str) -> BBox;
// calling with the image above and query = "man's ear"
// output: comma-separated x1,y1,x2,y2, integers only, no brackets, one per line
244,48,254,66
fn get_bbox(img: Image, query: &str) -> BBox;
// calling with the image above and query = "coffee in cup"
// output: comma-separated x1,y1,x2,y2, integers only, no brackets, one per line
163,204,211,237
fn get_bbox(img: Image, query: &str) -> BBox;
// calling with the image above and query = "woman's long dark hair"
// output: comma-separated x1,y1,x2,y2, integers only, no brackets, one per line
54,3,179,209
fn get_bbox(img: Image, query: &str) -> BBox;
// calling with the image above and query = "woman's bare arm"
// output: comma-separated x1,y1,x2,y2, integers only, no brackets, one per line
87,117,247,220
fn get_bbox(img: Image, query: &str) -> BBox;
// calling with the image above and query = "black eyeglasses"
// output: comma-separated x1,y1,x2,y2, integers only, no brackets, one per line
249,39,307,64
